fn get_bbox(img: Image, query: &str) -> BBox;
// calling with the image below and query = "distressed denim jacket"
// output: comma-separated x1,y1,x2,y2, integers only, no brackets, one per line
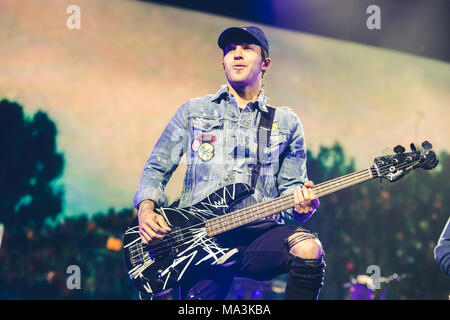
133,85,310,224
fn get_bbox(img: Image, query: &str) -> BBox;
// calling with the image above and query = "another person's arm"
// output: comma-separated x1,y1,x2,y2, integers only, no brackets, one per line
434,217,450,276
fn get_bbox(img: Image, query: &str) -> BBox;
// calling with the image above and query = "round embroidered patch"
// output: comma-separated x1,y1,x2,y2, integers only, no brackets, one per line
198,142,214,161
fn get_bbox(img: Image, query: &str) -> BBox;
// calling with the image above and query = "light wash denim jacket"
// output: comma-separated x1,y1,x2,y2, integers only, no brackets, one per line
133,85,309,223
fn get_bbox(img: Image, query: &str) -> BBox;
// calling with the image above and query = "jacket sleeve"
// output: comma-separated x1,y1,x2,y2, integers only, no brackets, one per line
133,101,189,210
276,108,313,223
434,217,450,276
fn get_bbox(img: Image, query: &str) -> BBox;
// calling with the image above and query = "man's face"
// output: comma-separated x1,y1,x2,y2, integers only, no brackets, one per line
222,42,269,88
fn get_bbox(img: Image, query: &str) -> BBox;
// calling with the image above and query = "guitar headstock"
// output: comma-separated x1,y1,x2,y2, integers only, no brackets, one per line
373,141,439,182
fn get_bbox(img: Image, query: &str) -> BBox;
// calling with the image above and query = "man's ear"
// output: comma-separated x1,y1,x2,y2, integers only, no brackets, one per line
262,57,271,71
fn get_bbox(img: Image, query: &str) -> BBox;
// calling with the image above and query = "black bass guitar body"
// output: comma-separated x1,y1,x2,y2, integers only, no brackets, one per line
123,183,252,297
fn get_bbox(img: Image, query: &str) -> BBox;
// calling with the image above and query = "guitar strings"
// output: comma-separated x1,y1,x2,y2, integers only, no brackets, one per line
130,159,418,262
186,160,413,235
130,160,420,259
131,159,419,260
132,170,371,259
313,160,419,197
176,168,372,236
206,159,420,234
204,159,419,234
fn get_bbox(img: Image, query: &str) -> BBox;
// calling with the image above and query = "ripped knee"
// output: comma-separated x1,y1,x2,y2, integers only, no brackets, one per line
286,232,323,259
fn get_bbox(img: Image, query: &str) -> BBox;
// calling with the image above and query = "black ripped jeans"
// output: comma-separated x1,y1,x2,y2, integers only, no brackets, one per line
178,220,326,300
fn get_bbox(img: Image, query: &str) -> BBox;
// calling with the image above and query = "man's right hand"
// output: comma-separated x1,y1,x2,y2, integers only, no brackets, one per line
138,200,171,245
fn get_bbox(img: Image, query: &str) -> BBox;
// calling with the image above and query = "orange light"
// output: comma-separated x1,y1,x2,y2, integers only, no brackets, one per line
106,237,122,251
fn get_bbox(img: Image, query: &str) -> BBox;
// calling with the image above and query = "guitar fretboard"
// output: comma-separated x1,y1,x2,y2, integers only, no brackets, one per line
205,167,376,237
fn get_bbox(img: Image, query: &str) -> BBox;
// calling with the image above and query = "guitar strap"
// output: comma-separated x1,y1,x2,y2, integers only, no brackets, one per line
251,105,276,189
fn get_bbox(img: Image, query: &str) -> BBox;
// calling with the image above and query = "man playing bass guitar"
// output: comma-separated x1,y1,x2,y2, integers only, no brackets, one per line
133,26,325,300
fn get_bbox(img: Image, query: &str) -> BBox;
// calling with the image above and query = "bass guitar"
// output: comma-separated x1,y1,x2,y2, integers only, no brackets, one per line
123,141,438,298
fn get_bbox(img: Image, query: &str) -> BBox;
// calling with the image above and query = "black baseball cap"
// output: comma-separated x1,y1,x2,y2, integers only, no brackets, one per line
218,26,269,57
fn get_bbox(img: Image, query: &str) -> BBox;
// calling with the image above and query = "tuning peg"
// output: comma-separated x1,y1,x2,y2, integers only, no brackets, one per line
394,145,405,154
410,143,416,152
422,141,432,150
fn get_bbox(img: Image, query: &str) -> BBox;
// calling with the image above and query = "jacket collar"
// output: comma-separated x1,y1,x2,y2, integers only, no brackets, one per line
211,85,269,113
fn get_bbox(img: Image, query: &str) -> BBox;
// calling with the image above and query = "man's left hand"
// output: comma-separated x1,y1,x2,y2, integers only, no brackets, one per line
293,181,319,222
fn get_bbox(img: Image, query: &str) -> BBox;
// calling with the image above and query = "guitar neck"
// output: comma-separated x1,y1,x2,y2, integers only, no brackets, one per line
206,166,376,237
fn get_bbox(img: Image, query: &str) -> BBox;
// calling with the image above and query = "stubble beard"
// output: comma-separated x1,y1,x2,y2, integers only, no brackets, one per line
226,67,261,91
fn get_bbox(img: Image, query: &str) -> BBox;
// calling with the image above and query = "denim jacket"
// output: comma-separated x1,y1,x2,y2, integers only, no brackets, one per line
133,85,309,224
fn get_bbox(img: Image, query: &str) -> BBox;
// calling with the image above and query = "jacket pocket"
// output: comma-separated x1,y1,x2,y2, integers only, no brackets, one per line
189,114,224,132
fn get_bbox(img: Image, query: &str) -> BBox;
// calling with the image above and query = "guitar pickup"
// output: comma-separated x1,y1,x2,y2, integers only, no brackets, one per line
169,227,182,255
146,227,182,260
